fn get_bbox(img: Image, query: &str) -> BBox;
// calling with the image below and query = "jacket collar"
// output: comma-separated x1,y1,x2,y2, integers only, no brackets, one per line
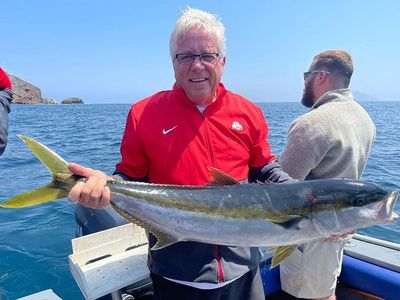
172,83,227,114
312,88,353,110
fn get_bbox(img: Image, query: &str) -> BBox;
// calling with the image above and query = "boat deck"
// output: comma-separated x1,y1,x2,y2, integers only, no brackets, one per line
68,224,400,300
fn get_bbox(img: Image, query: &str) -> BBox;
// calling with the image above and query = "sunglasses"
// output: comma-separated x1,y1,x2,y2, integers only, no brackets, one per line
303,70,330,80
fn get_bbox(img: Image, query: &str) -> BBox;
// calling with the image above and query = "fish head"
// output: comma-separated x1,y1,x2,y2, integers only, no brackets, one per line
351,181,394,207
312,180,394,208
312,180,399,236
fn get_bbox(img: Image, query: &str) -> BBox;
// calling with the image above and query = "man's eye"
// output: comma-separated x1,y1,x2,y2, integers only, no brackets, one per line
178,54,193,63
201,54,215,62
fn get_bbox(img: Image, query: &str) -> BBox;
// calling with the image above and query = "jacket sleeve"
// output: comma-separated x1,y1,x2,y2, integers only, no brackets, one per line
0,68,12,155
0,92,12,155
0,89,12,155
112,169,148,183
249,159,296,183
247,105,295,183
248,106,276,168
115,106,150,179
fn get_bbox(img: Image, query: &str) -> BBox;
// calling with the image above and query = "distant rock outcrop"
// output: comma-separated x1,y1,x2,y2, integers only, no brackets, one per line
9,75,43,104
62,97,84,104
42,97,57,104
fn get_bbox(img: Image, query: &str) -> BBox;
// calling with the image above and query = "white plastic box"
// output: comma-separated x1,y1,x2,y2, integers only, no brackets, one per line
68,224,149,300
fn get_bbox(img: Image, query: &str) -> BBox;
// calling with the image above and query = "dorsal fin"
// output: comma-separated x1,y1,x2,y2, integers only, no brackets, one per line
207,167,240,185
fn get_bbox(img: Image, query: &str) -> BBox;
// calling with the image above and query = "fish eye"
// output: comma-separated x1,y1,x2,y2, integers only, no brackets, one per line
353,195,365,206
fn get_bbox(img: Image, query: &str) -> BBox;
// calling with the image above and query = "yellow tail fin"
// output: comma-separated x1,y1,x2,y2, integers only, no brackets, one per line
0,135,81,208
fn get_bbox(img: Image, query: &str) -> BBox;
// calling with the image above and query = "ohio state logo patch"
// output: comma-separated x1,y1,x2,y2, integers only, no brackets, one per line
231,121,243,131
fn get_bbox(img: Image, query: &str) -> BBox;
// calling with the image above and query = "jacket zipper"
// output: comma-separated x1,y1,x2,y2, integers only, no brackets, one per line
201,115,216,166
201,112,223,281
215,245,225,282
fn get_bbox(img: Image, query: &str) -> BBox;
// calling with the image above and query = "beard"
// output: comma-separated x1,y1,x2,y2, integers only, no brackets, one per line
301,79,316,108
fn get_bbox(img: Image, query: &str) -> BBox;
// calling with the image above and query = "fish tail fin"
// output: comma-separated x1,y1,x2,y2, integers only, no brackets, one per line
0,183,70,208
269,245,297,269
0,135,81,208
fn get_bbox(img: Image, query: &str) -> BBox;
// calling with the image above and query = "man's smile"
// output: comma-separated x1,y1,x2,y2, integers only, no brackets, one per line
189,78,208,83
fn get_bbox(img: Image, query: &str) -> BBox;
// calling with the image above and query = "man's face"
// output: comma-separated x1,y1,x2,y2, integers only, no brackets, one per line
301,73,316,108
173,28,225,105
301,62,318,108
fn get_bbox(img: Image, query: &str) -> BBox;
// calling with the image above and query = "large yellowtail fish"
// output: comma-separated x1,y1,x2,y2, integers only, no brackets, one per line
1,135,398,267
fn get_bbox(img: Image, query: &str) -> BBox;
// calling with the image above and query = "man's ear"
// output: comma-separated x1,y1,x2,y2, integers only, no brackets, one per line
321,70,330,81
316,70,330,86
221,56,226,66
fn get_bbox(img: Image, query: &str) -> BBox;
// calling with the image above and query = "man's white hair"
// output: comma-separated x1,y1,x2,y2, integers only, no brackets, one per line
169,7,226,59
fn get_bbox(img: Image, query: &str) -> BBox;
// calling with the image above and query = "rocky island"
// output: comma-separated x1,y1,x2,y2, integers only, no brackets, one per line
61,97,84,104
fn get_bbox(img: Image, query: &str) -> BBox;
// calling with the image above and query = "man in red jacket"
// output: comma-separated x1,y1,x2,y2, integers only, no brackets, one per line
68,7,293,300
0,67,13,156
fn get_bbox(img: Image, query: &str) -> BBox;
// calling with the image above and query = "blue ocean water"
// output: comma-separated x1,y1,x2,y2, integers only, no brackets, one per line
0,102,399,299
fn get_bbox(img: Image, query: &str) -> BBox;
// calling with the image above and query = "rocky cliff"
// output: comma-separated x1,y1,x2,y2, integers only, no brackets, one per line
9,75,45,104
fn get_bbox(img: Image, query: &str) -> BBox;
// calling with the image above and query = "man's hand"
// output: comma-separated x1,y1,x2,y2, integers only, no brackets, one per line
329,231,355,241
67,163,112,208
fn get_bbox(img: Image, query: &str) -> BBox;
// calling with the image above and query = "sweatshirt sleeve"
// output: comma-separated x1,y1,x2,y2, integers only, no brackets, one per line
249,159,296,183
279,117,330,180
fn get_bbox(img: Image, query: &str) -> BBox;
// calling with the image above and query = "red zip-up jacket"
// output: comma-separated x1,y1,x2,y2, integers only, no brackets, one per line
115,83,276,283
117,83,275,184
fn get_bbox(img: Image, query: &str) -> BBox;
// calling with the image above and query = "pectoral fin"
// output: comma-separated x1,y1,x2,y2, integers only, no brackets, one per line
273,217,306,230
269,245,297,268
265,214,304,227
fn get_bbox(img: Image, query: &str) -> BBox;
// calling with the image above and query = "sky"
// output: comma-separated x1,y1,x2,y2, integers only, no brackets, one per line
1,0,399,103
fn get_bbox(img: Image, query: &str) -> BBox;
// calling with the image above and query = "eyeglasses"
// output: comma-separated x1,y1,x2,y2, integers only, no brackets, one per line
303,70,330,80
175,53,220,65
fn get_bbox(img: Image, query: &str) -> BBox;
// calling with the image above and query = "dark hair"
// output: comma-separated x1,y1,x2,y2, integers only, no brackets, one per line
313,50,354,87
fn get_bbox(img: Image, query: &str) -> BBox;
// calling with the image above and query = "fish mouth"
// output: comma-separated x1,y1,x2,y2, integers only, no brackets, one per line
374,190,399,221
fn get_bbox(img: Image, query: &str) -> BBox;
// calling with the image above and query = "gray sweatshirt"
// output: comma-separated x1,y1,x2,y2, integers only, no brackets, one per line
279,89,376,180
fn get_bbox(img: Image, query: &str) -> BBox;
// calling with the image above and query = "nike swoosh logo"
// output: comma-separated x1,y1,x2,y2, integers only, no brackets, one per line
162,125,178,135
